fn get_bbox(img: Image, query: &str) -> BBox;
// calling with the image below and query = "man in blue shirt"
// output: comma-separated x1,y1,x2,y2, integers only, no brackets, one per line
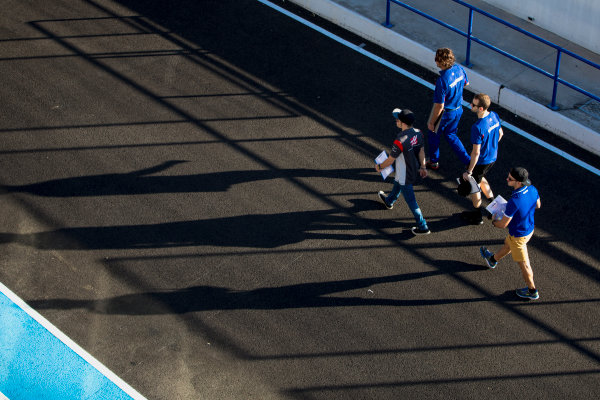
461,93,503,225
426,48,470,170
480,167,541,300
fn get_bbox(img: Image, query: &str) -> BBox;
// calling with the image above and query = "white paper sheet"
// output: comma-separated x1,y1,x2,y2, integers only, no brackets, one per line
374,150,394,180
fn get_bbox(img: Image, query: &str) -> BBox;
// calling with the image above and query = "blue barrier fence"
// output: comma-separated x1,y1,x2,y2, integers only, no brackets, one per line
383,0,600,110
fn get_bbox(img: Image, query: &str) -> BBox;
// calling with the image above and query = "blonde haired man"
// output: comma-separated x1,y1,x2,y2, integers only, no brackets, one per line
426,48,470,170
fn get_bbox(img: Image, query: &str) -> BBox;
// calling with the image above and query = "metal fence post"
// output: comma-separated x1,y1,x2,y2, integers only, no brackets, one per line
548,49,562,110
385,0,599,111
383,0,393,28
465,8,474,67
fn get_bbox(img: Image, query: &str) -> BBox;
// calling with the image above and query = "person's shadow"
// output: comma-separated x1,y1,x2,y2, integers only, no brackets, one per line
27,260,493,315
1,196,457,250
1,160,378,197
0,208,390,250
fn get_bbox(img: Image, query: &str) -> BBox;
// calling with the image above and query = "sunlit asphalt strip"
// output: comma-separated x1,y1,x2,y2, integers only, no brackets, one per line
0,282,146,400
257,0,600,177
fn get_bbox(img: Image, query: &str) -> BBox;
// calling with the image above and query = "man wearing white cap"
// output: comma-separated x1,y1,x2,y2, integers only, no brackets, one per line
376,109,430,235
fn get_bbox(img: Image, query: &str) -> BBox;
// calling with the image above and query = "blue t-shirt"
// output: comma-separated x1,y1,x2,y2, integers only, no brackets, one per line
505,185,539,237
433,64,468,110
471,111,501,165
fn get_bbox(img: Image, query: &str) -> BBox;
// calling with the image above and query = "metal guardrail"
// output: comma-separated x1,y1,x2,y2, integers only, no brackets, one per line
383,0,600,111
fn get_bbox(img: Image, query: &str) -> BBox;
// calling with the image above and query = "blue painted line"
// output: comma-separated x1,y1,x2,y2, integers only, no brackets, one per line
0,283,146,400
257,0,600,177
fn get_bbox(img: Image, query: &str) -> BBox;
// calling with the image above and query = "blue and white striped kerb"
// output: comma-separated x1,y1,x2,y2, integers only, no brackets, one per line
0,282,146,400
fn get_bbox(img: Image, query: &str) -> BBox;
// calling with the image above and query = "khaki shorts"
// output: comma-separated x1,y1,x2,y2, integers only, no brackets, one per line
506,232,534,262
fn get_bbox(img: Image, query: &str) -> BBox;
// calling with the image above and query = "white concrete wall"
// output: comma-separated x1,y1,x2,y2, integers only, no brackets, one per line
482,0,600,54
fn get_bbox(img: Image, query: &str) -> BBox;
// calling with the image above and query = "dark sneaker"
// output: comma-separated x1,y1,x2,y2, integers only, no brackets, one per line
481,207,493,220
479,246,497,269
411,226,431,235
461,210,483,225
426,161,439,170
378,191,393,209
516,287,539,300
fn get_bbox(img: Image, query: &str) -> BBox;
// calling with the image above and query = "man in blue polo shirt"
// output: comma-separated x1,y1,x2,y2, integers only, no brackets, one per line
426,48,470,170
461,93,503,225
480,167,541,300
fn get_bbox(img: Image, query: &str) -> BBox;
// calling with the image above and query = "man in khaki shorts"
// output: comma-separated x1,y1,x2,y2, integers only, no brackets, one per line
479,167,541,299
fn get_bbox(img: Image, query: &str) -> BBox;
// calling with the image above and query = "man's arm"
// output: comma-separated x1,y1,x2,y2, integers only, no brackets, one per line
498,127,504,142
418,146,427,178
375,156,396,172
536,198,541,209
463,143,481,180
427,103,444,132
492,214,511,229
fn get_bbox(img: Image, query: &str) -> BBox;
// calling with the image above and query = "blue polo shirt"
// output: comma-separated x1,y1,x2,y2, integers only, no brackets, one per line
433,64,468,110
505,185,539,237
471,111,501,165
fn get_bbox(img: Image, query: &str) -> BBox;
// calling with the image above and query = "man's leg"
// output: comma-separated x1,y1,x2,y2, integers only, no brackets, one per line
471,191,482,208
400,184,428,230
440,110,470,165
479,177,493,201
480,235,512,268
504,233,539,298
466,165,493,222
517,259,535,290
463,188,484,224
427,129,441,164
515,250,538,299
385,180,402,206
494,236,512,261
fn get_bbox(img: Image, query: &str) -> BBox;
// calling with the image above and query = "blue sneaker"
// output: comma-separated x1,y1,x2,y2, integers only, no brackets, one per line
479,246,497,269
516,287,539,300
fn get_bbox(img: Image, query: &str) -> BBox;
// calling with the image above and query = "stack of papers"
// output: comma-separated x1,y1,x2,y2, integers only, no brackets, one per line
374,151,394,180
486,195,507,220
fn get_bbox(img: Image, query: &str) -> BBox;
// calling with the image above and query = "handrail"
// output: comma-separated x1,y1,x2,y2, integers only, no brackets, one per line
383,0,600,110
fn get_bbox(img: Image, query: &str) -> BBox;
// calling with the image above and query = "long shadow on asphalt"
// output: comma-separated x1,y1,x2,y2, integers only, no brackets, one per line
0,210,423,250
27,260,504,315
1,162,379,197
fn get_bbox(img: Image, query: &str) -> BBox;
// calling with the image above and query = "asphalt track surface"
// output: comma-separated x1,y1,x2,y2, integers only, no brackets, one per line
1,0,599,399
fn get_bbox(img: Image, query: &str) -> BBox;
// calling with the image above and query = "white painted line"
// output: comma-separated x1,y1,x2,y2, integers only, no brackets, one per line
501,121,600,176
257,0,600,177
257,0,435,89
0,391,9,400
459,99,600,175
0,282,147,400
